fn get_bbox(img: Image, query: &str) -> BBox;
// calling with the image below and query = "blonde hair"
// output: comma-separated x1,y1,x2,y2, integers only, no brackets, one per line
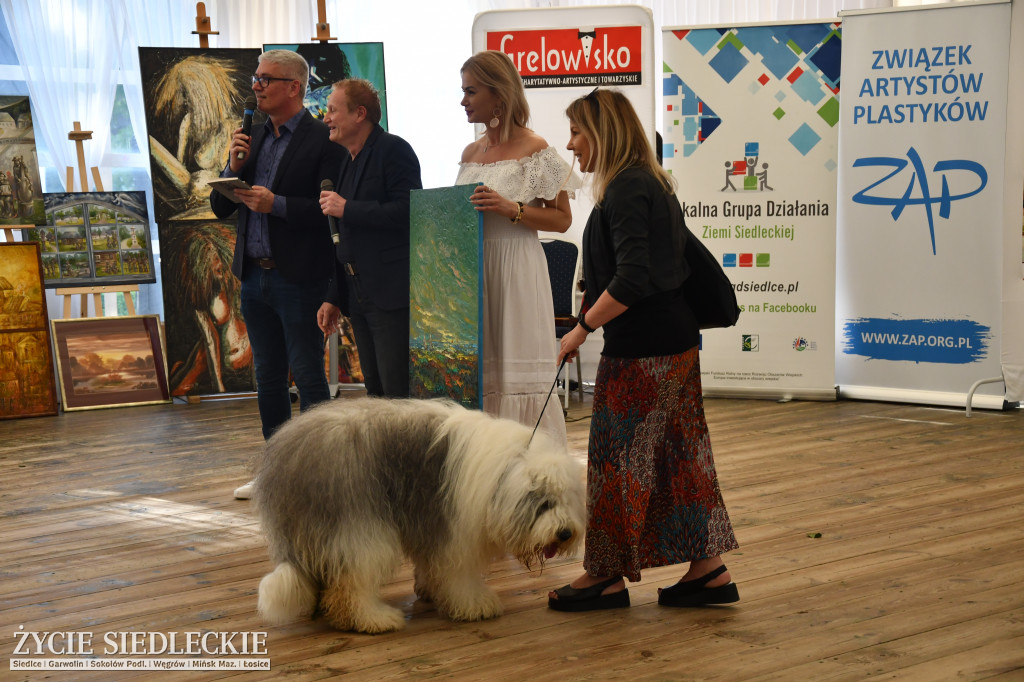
461,51,530,144
566,88,674,204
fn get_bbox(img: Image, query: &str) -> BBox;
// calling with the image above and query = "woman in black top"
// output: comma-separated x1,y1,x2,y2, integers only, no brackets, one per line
548,88,740,612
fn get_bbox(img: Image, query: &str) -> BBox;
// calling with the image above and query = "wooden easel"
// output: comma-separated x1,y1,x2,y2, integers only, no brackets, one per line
192,2,219,48
55,122,138,319
312,0,336,42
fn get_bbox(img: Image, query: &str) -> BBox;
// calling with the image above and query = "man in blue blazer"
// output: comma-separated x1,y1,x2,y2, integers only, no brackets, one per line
211,50,343,499
317,79,422,398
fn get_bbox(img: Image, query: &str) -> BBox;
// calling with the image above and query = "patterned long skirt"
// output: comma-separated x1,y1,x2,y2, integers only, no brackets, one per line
583,348,739,582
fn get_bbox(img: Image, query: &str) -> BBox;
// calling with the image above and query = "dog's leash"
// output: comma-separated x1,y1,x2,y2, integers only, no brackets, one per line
530,357,568,444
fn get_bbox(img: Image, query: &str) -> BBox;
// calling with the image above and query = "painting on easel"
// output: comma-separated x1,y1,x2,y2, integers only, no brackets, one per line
0,242,58,419
24,191,154,288
264,43,388,129
158,220,255,397
138,47,262,223
0,96,45,226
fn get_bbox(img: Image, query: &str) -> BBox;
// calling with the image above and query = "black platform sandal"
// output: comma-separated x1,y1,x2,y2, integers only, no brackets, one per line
657,564,739,607
548,575,630,612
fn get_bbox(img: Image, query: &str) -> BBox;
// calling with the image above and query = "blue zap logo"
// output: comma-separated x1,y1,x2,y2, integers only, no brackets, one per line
851,146,986,255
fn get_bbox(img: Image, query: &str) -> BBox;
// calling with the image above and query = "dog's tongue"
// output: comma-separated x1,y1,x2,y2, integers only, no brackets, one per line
543,542,558,559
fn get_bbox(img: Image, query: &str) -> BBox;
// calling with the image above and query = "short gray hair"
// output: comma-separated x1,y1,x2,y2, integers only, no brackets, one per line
258,49,309,98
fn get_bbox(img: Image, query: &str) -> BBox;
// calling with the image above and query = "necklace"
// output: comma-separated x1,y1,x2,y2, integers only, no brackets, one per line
483,138,504,151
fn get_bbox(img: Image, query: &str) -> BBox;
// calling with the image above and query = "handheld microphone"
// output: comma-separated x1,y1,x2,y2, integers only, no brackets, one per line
320,178,340,244
237,96,257,160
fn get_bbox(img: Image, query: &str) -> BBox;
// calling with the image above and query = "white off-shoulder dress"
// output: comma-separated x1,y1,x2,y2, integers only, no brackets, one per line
456,147,582,449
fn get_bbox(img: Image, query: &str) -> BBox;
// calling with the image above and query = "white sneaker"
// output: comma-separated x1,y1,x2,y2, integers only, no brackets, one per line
233,480,255,500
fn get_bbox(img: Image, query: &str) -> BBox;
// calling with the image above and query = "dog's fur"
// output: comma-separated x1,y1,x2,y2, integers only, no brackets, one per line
252,398,585,633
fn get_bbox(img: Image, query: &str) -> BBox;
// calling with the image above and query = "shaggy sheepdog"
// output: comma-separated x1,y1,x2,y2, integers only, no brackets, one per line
252,397,585,633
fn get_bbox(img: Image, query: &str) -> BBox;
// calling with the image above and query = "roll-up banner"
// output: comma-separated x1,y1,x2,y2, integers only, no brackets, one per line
662,22,841,400
836,1,1010,409
472,6,656,384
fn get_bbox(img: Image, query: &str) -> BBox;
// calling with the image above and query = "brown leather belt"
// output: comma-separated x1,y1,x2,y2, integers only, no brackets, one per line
250,257,276,270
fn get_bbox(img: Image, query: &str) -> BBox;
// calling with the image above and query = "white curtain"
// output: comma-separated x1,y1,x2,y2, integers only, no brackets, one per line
212,0,317,48
115,0,197,180
0,0,120,192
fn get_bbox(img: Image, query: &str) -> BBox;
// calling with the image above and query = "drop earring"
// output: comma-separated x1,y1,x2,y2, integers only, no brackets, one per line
489,107,501,129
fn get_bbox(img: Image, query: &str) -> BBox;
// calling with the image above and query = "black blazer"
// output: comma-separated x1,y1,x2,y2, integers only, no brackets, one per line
324,124,422,314
210,110,344,283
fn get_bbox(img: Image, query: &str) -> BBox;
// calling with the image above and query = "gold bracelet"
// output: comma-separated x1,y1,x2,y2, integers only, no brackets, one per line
510,201,524,224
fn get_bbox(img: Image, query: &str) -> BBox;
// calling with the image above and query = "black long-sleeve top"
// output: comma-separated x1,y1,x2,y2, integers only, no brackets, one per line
582,166,699,358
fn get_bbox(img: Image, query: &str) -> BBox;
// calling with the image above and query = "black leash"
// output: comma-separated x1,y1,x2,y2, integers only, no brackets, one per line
530,357,568,444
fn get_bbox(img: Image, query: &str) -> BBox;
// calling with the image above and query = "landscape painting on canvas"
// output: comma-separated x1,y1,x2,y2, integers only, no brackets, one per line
408,184,482,408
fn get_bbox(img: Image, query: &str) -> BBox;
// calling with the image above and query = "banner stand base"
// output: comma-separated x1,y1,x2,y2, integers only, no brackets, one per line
702,386,838,401
839,385,1010,412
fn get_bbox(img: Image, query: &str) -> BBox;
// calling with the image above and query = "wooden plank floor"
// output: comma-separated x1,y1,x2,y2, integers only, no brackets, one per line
2,392,1023,680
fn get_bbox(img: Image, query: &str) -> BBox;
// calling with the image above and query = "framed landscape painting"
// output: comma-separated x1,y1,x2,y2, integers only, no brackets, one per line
0,242,58,419
409,184,483,408
51,315,170,411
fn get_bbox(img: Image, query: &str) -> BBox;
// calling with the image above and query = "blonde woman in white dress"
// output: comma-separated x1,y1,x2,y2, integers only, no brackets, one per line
456,50,581,449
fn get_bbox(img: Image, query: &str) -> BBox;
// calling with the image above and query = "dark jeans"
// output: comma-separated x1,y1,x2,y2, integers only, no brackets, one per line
347,273,410,398
241,264,330,440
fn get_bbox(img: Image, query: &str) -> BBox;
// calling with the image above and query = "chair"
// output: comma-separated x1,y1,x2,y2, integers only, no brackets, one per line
541,239,584,409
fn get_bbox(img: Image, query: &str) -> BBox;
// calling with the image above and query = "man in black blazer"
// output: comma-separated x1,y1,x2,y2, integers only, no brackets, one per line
211,50,343,499
317,79,422,398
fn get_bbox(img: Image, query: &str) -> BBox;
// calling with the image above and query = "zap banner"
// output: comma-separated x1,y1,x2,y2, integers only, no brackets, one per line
836,1,1010,408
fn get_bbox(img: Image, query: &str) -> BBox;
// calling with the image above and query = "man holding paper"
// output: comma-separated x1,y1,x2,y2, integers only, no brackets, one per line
210,49,343,500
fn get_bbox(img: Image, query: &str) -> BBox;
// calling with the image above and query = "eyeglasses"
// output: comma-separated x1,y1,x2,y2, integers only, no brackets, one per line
252,74,296,88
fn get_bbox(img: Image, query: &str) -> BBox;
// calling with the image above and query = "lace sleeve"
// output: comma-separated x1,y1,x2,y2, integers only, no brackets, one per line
456,147,583,204
522,147,582,201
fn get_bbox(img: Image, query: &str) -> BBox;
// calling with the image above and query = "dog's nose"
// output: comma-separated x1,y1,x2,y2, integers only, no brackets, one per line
557,529,572,542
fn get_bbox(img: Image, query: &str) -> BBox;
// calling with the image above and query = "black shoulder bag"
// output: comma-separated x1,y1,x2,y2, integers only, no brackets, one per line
682,222,741,330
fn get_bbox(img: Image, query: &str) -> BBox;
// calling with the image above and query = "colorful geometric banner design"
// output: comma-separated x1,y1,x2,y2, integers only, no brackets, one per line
664,24,840,160
663,22,839,399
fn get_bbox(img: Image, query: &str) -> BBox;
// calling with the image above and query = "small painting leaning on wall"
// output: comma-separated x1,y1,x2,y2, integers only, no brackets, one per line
51,315,171,411
0,242,58,419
